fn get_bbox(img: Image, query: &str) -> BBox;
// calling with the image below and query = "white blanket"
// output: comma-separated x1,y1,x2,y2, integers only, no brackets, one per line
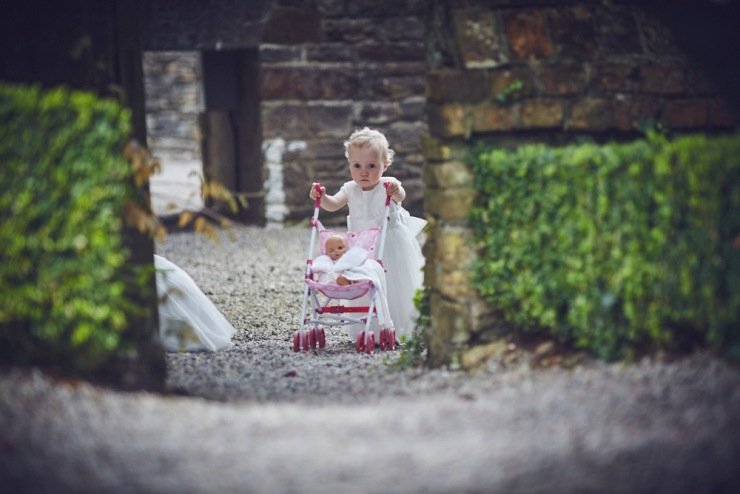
312,247,394,328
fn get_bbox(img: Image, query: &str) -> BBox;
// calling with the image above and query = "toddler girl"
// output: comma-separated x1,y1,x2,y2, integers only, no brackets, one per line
309,127,426,338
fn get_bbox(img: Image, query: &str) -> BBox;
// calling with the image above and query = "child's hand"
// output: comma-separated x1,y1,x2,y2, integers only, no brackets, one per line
384,178,400,197
309,183,325,201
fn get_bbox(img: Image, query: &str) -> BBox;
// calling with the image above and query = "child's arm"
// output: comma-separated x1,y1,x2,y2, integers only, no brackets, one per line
382,177,405,204
309,183,348,212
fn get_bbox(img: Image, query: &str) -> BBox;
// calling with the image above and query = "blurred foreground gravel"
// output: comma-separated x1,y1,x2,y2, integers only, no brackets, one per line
2,226,740,493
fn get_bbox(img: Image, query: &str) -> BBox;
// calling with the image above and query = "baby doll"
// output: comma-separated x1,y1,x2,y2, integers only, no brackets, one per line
311,234,394,329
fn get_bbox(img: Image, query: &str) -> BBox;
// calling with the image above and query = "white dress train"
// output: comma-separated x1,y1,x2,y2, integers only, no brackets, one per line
154,255,235,352
339,179,426,338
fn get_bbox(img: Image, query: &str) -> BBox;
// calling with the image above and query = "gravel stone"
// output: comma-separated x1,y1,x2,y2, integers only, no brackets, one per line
2,225,739,493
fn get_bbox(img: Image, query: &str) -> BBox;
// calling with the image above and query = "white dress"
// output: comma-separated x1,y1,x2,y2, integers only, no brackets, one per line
340,179,426,338
154,255,235,352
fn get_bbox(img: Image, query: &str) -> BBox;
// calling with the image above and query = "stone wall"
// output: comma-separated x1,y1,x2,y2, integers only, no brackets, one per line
260,0,428,222
142,52,203,162
422,0,738,367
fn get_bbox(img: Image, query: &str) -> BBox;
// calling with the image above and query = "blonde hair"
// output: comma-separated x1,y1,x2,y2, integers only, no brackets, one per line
343,127,395,168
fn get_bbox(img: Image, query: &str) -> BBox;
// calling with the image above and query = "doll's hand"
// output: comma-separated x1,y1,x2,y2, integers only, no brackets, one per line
336,275,352,286
309,183,325,201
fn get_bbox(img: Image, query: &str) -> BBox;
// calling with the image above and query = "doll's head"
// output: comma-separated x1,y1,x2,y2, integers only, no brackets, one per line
325,234,349,261
344,127,395,191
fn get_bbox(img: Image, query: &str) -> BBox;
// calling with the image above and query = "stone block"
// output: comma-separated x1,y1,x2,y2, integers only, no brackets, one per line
640,63,684,95
357,102,402,125
305,44,355,63
427,69,489,103
428,293,471,366
386,121,425,155
380,15,426,42
594,4,642,57
358,73,426,101
504,10,553,61
460,340,507,371
663,99,709,129
593,63,640,93
420,134,452,161
709,99,738,128
452,9,509,69
259,45,303,63
471,101,520,132
400,96,427,121
489,67,536,102
614,98,661,131
548,6,597,58
537,63,589,96
424,161,473,188
424,188,475,221
262,102,353,139
260,67,357,100
357,41,426,63
567,97,614,130
427,103,470,138
519,99,564,129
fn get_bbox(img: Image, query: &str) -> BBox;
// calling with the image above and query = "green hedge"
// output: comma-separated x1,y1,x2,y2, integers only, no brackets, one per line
471,132,740,359
0,84,139,372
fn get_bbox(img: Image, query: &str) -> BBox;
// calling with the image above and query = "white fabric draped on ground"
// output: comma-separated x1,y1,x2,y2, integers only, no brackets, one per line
154,254,235,352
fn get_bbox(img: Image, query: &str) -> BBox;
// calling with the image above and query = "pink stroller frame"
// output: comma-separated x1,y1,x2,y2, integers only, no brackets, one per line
294,183,397,354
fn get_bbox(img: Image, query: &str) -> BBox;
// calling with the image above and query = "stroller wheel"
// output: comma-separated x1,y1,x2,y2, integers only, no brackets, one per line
389,328,397,351
309,328,317,349
379,328,387,351
301,331,310,351
292,331,301,352
355,331,366,353
317,327,326,348
366,331,375,355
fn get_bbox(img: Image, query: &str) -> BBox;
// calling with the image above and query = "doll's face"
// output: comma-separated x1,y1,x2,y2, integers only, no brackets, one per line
326,236,348,261
348,144,387,191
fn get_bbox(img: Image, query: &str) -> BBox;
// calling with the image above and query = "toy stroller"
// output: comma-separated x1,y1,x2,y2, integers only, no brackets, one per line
293,183,396,354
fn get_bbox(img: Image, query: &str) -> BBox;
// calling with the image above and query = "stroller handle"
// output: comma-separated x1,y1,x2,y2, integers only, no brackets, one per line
383,181,392,206
313,183,323,208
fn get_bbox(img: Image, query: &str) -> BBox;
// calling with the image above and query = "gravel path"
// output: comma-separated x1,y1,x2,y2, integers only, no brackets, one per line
2,226,740,493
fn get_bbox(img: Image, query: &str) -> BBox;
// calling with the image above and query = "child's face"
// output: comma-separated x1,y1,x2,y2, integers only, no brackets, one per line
348,144,386,191
326,237,348,261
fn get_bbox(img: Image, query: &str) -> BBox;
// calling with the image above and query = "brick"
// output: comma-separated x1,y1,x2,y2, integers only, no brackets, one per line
471,101,520,132
259,45,303,63
427,69,489,103
520,99,564,129
640,64,684,95
568,97,614,130
548,6,597,58
537,63,589,96
614,98,661,131
427,103,470,138
504,10,553,61
452,9,509,68
663,99,709,129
